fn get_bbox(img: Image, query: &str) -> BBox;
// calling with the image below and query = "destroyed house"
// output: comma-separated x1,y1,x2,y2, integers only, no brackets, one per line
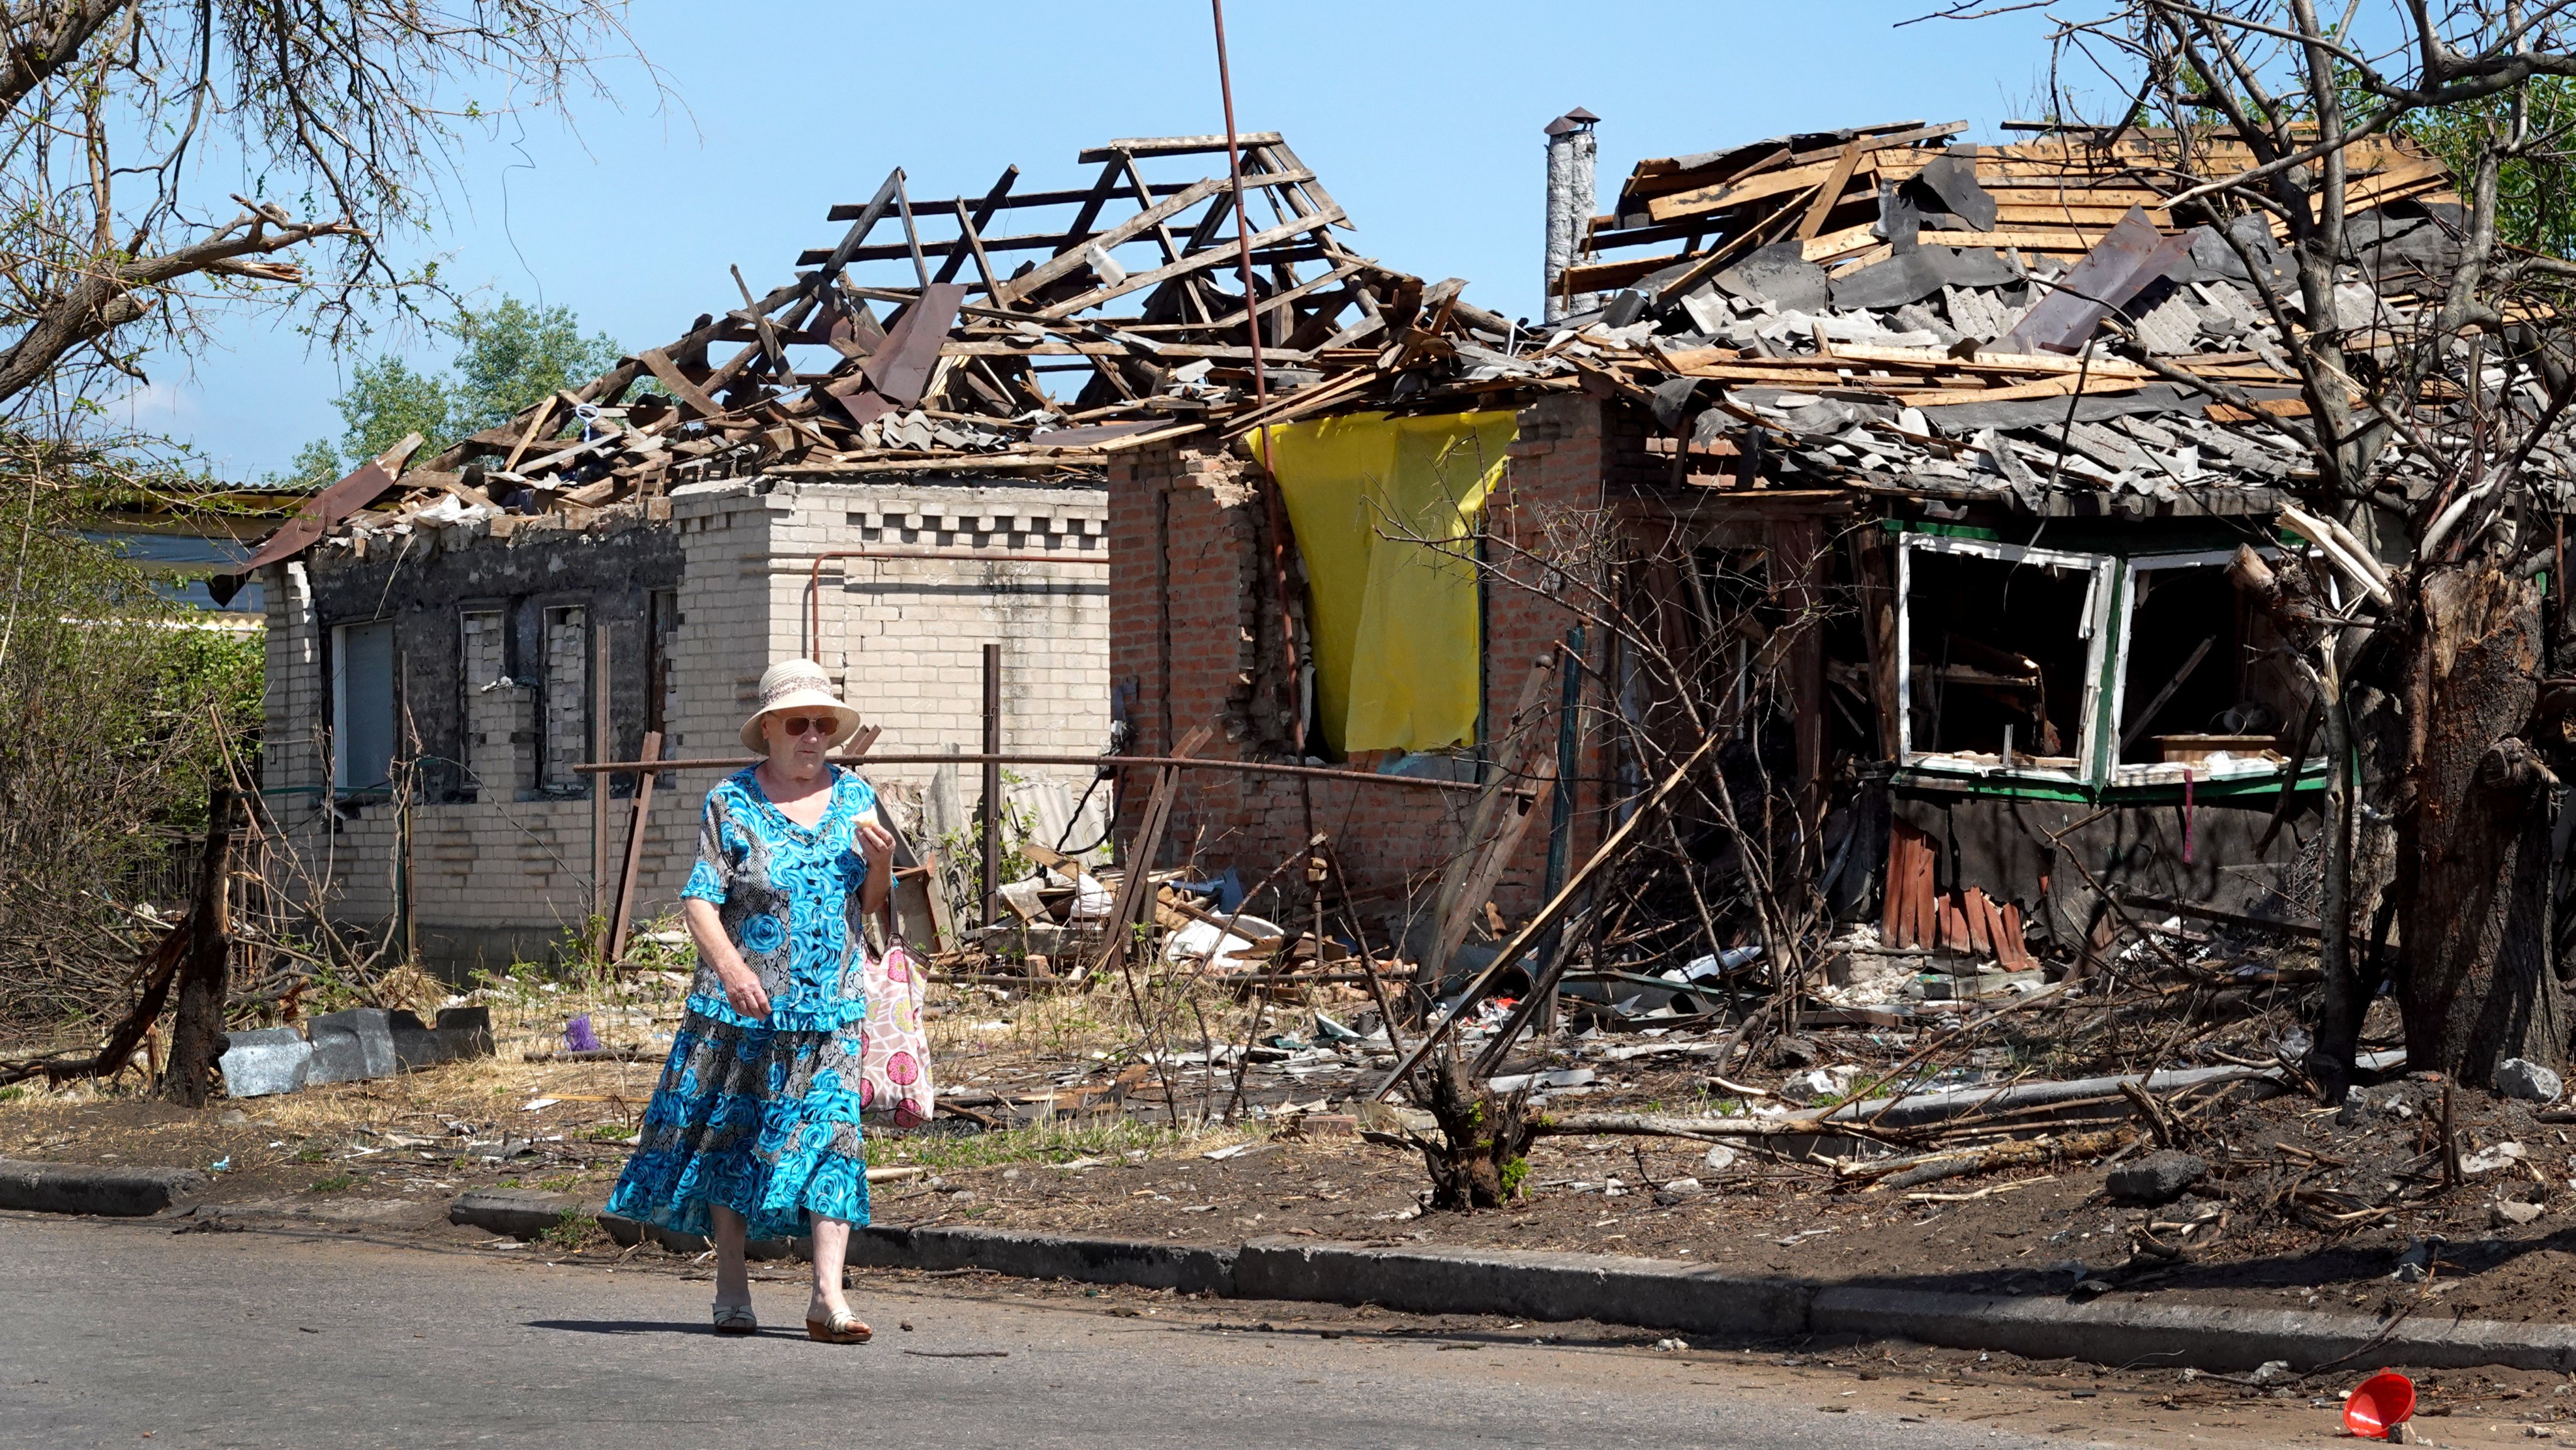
235,131,1502,972
1106,115,2472,980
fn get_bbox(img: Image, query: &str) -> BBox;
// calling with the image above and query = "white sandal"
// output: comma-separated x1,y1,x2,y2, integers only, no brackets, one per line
712,1303,757,1336
805,1307,872,1344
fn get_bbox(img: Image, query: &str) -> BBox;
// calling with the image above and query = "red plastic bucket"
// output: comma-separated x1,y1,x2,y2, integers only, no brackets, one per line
2343,1371,2417,1439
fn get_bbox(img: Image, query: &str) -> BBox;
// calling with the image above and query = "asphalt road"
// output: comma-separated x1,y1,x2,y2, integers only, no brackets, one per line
0,1213,2107,1450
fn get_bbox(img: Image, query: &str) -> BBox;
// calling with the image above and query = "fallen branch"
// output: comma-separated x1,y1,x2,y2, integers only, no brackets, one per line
1533,1110,1911,1146
1841,1127,2137,1191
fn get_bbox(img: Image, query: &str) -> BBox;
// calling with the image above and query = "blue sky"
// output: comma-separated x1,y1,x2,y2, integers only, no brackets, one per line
126,0,2080,479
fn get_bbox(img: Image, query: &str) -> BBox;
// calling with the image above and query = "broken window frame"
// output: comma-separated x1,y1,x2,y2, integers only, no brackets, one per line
1894,531,2114,789
2102,548,2320,790
1894,531,2328,799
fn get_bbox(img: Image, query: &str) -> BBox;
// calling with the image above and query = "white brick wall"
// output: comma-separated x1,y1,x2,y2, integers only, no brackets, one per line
790,481,1112,801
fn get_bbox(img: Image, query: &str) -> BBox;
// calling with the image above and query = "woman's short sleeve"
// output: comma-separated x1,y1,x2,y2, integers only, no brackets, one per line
681,792,734,904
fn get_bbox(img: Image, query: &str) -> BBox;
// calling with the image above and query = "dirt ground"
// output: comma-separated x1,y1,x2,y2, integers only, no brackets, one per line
12,960,2576,1354
11,1044,2576,1336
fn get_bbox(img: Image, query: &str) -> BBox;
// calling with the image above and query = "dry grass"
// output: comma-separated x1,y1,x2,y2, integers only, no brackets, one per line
877,1115,1260,1174
0,919,1361,1156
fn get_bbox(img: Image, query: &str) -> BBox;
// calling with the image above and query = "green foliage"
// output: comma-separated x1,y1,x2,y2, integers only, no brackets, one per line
1499,1156,1530,1200
304,1173,359,1193
0,465,267,1029
2394,75,2576,258
275,296,621,484
542,1207,602,1252
448,299,623,438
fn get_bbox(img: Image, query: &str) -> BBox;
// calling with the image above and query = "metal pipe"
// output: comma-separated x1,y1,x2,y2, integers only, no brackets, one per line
805,546,1107,663
1211,0,1302,753
1543,109,1601,322
981,643,1002,922
572,750,1491,793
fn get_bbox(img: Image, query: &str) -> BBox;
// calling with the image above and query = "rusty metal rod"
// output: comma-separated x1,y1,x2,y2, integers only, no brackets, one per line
981,643,1002,922
572,751,1490,793
1210,0,1302,754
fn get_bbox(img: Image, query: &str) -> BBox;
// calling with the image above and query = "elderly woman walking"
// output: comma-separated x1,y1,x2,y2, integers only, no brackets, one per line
606,658,891,1342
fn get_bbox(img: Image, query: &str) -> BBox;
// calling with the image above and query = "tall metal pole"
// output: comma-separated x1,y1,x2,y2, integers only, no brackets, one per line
1211,0,1302,751
590,623,612,959
981,642,1002,923
1537,625,1585,1033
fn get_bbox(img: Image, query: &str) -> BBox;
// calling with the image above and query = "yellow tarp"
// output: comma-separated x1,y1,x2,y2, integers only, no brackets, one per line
1257,409,1519,755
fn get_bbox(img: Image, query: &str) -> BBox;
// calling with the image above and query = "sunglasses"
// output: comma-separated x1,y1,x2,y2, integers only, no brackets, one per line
775,714,838,738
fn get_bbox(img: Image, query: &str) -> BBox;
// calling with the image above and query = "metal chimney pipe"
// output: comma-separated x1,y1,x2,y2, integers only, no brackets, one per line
1543,108,1600,323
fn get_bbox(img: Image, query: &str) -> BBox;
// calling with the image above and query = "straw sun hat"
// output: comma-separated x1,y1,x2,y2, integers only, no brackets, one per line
740,658,863,753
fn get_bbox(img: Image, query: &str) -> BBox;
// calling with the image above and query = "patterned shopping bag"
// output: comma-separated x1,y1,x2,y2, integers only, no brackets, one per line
858,926,934,1129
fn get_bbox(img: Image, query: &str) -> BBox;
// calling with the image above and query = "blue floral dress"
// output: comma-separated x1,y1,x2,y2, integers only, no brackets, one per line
606,766,877,1241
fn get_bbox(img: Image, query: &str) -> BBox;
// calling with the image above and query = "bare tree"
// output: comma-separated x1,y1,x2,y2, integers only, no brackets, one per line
0,0,647,417
1994,0,2576,1094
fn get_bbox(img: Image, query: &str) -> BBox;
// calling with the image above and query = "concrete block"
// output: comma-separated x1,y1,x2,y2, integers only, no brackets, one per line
0,1159,206,1216
849,1225,1236,1295
218,1027,313,1098
450,1187,585,1238
387,1006,494,1071
307,1008,397,1084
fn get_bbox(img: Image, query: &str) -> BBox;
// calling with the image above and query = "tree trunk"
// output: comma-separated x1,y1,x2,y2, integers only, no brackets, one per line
161,788,237,1106
2309,682,2363,1102
1408,1057,1538,1210
2396,567,2571,1087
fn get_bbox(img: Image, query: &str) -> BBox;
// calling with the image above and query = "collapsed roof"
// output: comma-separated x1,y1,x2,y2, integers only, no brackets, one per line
1543,121,2471,518
242,130,1543,567
240,118,2501,575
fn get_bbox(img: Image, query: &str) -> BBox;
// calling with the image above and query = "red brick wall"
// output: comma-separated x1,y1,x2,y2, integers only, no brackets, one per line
1106,395,1627,933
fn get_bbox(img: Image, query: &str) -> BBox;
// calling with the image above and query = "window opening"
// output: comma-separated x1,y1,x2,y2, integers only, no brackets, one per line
331,619,397,795
1902,550,2092,772
541,604,589,793
459,608,509,798
2113,556,2307,778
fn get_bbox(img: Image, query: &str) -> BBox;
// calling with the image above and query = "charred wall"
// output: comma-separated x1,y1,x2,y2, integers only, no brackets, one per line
300,512,683,804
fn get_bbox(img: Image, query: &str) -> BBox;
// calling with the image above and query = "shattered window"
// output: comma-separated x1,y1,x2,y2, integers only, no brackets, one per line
2112,556,2307,777
1898,539,2102,775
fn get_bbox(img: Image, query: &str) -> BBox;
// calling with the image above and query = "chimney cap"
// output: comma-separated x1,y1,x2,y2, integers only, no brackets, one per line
1545,108,1599,136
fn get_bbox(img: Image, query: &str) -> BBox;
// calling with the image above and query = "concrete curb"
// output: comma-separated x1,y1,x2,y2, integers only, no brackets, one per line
0,1159,205,1217
1811,1285,2576,1374
448,1188,800,1261
36,1161,2571,1373
431,1193,2576,1373
449,1188,584,1239
853,1224,1238,1296
1235,1237,1811,1337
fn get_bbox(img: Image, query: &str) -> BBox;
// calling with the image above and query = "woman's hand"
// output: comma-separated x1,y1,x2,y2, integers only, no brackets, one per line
856,817,896,873
684,898,770,1019
718,963,772,1020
